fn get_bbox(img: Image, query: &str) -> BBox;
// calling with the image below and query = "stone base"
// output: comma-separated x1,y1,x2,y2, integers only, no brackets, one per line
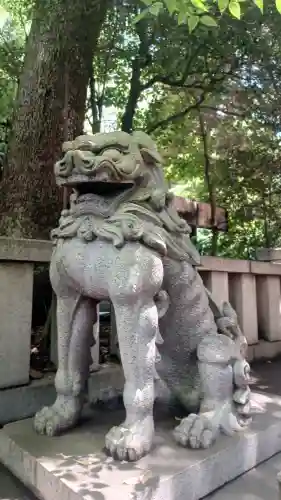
208,452,281,499
1,392,281,500
0,363,124,425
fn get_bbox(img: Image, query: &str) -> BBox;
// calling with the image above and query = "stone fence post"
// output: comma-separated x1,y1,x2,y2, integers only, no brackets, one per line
0,238,51,389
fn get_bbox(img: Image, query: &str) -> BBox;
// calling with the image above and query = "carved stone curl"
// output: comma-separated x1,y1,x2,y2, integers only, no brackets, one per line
33,130,251,461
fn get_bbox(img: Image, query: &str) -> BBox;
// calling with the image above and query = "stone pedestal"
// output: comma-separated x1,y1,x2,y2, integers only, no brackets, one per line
1,393,281,500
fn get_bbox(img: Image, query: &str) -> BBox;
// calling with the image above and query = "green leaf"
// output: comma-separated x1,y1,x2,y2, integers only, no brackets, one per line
149,1,163,15
188,15,200,31
163,0,178,14
132,9,149,23
253,0,263,11
200,15,218,26
218,0,229,12
178,10,187,23
190,0,209,11
141,0,153,5
276,0,281,13
229,0,241,18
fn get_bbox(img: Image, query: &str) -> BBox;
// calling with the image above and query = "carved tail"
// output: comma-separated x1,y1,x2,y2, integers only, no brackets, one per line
205,286,251,420
205,287,245,344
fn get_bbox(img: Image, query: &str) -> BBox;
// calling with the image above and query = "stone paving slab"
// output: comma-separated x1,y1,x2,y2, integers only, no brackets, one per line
1,392,281,500
0,462,37,500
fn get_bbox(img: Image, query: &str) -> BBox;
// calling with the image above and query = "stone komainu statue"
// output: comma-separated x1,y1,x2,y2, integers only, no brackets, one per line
34,131,251,461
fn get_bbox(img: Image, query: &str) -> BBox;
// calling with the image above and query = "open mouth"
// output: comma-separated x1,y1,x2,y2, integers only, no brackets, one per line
70,181,135,197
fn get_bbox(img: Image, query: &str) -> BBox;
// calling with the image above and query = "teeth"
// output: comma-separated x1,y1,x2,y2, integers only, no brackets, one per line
95,174,110,181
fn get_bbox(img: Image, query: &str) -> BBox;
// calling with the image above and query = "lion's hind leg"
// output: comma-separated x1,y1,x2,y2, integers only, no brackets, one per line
173,331,251,449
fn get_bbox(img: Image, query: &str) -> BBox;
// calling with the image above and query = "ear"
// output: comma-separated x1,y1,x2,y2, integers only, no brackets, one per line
222,301,237,321
131,130,163,165
140,147,163,165
62,140,74,153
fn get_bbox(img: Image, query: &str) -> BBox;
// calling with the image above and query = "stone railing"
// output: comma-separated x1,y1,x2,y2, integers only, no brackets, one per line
198,257,281,360
1,238,281,393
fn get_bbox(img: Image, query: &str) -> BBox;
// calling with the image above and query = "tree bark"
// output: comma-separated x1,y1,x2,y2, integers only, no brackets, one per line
0,0,109,239
89,72,101,133
198,110,218,256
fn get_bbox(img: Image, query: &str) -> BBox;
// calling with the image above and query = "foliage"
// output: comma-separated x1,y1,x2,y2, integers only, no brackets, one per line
2,0,281,256
0,0,30,155
89,0,257,134
136,0,280,32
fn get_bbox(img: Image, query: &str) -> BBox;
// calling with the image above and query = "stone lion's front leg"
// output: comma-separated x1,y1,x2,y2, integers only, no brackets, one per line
174,334,249,449
34,293,96,436
106,247,163,461
105,298,159,461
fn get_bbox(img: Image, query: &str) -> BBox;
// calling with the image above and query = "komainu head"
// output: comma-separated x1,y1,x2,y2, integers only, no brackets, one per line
54,130,165,197
53,130,200,265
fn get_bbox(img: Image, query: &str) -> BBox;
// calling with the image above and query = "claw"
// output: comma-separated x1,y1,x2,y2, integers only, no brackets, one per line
105,417,154,461
173,414,218,450
33,396,82,436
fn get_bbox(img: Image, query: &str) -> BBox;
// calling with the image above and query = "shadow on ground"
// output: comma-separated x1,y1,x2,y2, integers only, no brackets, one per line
0,463,37,500
251,358,281,396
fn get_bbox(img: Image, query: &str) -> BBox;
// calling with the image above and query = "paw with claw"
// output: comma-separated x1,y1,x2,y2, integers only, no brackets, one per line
33,395,82,436
173,413,219,449
105,416,154,461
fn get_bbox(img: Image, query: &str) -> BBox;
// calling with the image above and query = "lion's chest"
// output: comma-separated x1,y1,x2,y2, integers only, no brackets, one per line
50,238,118,299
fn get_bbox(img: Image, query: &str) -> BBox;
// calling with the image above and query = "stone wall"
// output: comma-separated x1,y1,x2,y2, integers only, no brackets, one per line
1,237,281,392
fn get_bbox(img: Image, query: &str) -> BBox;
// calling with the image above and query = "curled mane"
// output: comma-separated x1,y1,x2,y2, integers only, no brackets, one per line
52,130,200,265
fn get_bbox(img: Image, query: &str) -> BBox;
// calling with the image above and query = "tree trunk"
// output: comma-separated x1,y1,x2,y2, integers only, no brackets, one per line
121,18,151,133
121,57,142,133
0,0,109,239
198,110,218,256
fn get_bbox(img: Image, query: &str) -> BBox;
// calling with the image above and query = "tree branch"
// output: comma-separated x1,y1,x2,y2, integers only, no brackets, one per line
145,68,235,134
146,94,205,133
142,75,206,91
141,41,206,91
200,105,247,118
141,70,233,94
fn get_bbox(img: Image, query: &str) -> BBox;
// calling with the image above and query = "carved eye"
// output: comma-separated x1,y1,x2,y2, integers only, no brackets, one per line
100,148,123,162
